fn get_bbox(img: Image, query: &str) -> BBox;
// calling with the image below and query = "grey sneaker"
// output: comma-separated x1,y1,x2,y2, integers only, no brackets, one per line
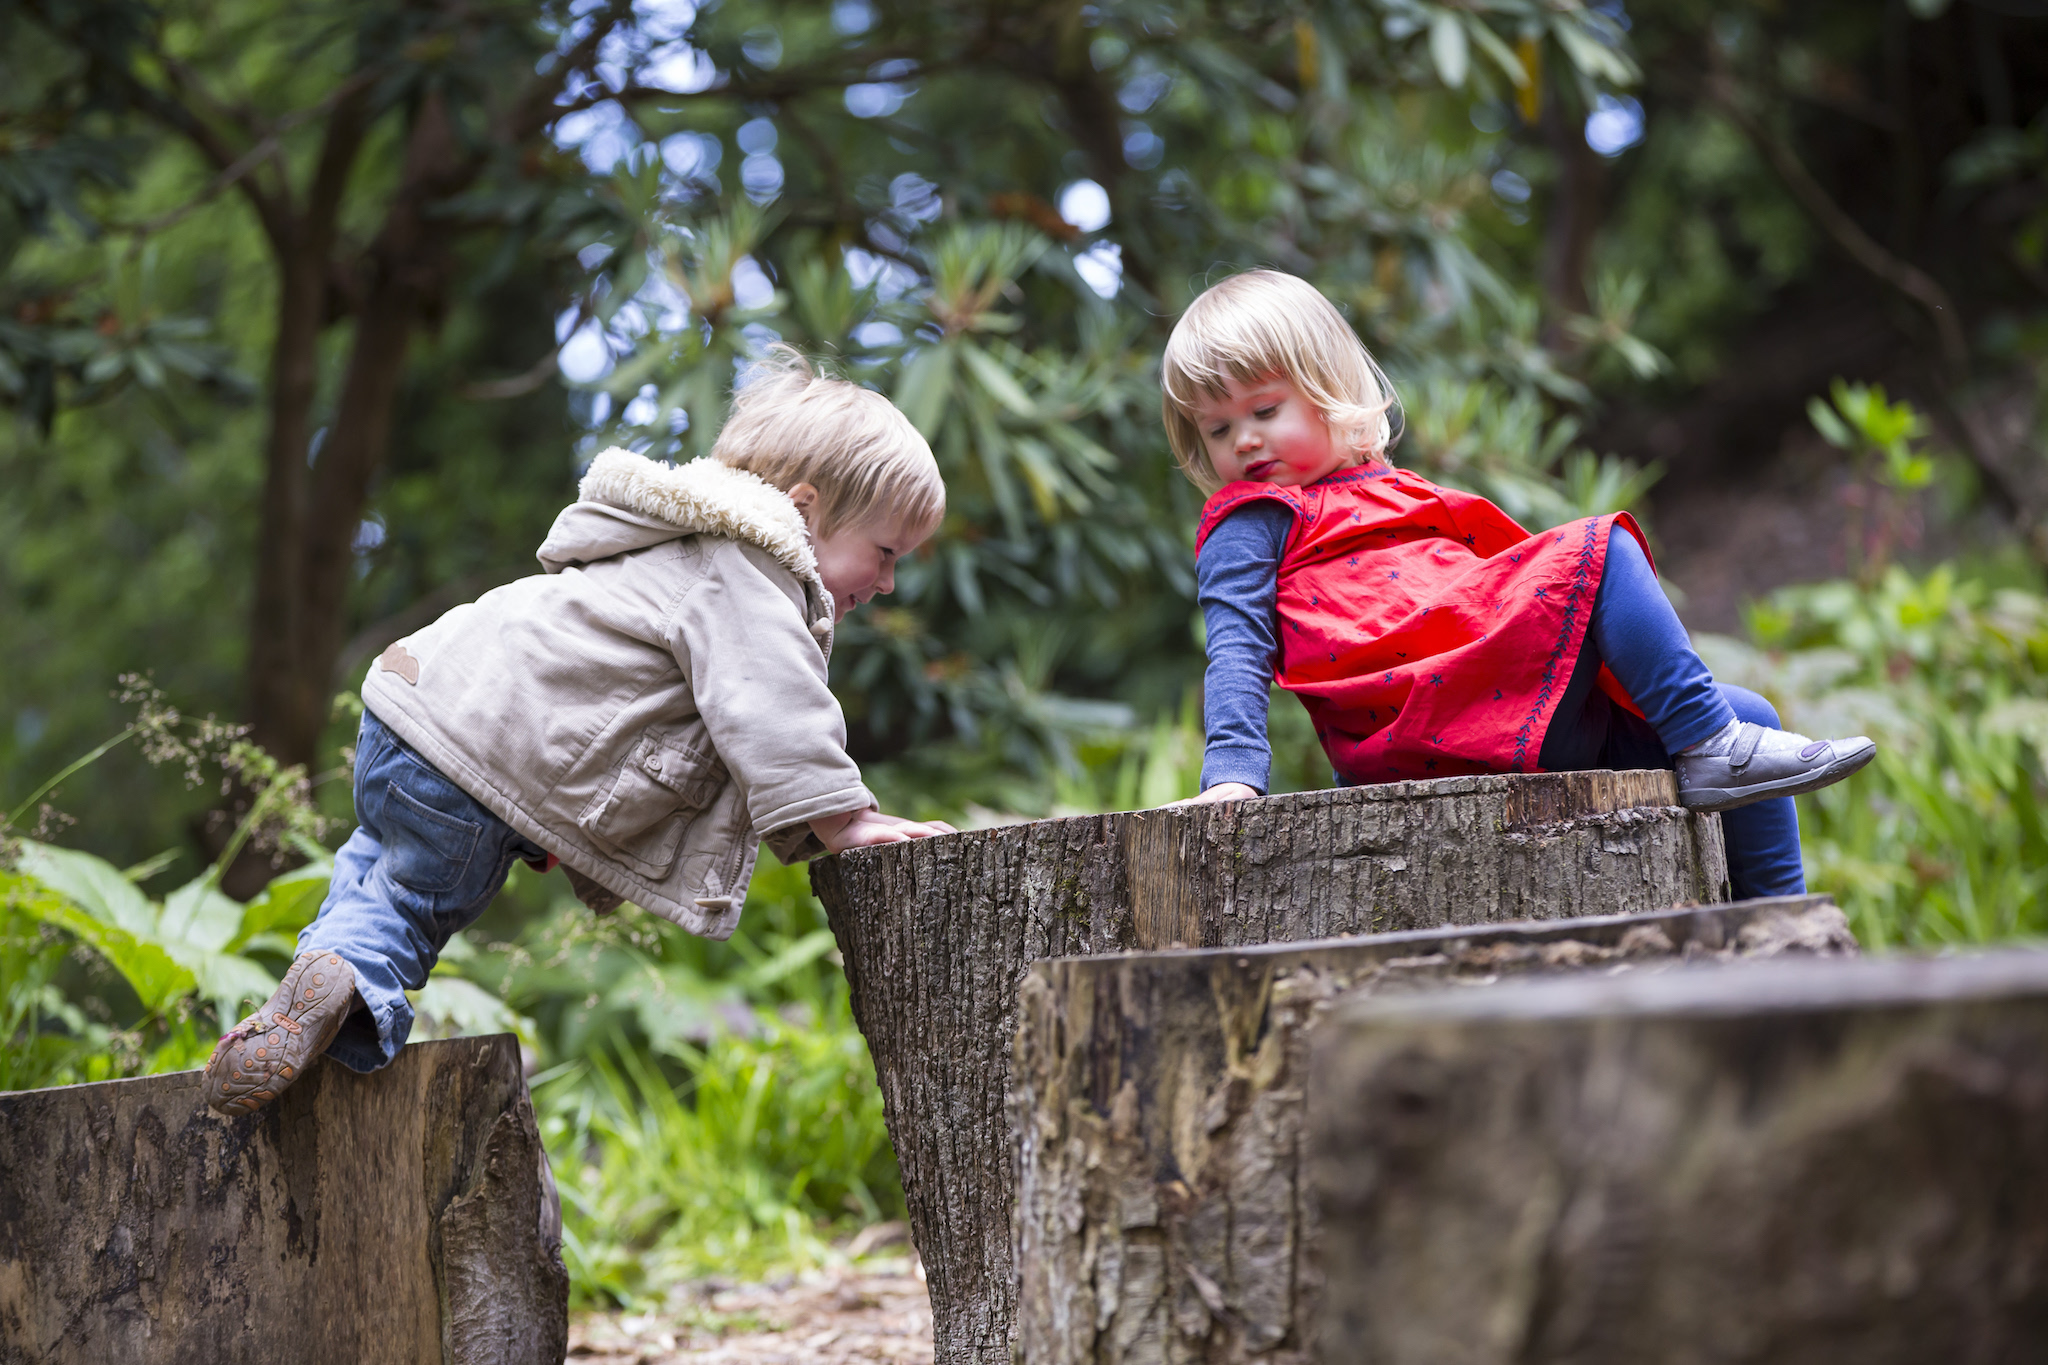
1675,722,1877,813
202,951,357,1117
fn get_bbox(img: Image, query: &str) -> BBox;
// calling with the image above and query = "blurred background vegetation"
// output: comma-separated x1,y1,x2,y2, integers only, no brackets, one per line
8,0,2048,1306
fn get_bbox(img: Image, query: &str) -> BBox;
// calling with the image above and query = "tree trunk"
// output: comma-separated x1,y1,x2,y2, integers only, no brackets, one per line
246,92,469,776
0,1034,567,1365
244,245,324,771
1010,895,1855,1365
1540,75,1604,321
811,770,1728,1364
243,91,376,776
1308,950,2048,1364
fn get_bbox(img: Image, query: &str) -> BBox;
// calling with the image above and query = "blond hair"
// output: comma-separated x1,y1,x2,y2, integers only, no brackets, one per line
1160,270,1400,493
712,347,945,536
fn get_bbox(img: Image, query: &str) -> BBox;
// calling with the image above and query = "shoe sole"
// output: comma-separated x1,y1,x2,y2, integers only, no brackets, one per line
1681,741,1878,814
202,952,354,1117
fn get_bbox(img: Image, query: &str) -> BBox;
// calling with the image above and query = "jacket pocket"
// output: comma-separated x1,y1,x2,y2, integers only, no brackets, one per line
577,725,726,879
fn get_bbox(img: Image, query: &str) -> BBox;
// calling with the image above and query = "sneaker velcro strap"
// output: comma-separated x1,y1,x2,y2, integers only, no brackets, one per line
1729,723,1764,771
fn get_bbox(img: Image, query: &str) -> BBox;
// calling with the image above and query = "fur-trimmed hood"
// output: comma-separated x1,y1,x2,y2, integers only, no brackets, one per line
537,448,821,588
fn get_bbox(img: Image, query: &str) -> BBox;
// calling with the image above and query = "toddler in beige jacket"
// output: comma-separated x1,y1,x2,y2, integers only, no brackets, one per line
204,352,953,1116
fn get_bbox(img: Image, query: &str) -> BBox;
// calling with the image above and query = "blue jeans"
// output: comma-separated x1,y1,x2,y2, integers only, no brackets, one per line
300,711,542,1072
1540,527,1805,901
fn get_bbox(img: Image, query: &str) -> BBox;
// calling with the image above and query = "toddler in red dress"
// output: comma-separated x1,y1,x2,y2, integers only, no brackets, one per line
1165,270,1873,898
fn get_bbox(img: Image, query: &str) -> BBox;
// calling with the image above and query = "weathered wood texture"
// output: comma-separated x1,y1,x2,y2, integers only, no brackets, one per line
1010,896,1855,1365
811,773,1729,1364
1309,950,2048,1365
0,1034,567,1365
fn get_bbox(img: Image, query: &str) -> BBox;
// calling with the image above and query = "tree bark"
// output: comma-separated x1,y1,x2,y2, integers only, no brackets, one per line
811,770,1729,1364
1010,895,1855,1365
0,1034,567,1365
1308,950,2048,1364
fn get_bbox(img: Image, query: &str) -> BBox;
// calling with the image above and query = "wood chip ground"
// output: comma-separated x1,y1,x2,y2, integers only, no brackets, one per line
568,1256,934,1364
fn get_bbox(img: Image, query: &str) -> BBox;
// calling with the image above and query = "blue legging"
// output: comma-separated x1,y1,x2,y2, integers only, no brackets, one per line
1541,527,1805,900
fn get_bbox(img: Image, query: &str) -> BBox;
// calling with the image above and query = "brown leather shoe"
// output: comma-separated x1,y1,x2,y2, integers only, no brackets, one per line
203,951,357,1117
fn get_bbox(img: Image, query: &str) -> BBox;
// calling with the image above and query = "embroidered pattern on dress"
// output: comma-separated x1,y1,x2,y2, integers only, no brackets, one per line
1509,516,1603,772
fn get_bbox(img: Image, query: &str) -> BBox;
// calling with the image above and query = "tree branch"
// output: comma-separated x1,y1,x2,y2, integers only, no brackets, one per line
155,51,265,144
114,130,285,243
458,348,559,400
1705,66,1969,378
137,36,297,239
304,82,375,250
516,23,924,141
507,0,635,142
544,80,730,120
108,67,384,246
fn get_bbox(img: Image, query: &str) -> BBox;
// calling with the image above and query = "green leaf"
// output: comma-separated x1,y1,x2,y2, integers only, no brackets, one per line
4,871,196,1015
14,841,156,938
959,343,1038,419
232,861,332,952
597,250,650,323
411,975,529,1043
1807,396,1854,450
1611,334,1669,380
129,347,166,389
1549,16,1637,85
82,349,125,383
159,873,244,954
1429,12,1470,88
738,929,838,991
120,848,182,884
184,950,281,1028
237,932,302,958
895,343,956,435
1465,19,1526,87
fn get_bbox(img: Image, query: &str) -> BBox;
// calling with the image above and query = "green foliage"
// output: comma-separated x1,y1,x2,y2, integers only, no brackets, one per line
459,857,900,1305
1702,562,2048,949
1807,380,1936,495
0,848,330,1086
0,683,340,1077
538,996,896,1304
9,842,326,1040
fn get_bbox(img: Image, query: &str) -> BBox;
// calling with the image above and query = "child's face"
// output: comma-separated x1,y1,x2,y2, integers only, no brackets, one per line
1192,375,1355,488
792,488,931,621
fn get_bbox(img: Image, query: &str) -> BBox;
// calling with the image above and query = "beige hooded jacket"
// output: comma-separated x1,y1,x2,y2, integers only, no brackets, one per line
360,448,874,938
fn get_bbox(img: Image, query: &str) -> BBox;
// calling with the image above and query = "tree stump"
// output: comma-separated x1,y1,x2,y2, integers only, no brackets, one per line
811,773,1728,1363
0,1034,567,1365
1009,896,1854,1364
1309,950,2048,1364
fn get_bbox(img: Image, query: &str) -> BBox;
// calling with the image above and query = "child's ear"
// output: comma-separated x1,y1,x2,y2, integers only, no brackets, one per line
788,482,820,525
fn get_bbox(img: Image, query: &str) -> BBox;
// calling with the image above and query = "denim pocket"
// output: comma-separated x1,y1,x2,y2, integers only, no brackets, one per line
384,776,484,895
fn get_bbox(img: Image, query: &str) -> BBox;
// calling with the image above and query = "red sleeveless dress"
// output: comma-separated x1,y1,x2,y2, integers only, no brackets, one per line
1194,462,1648,782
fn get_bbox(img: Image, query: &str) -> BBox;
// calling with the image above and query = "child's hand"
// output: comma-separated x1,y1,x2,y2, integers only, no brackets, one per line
869,810,959,836
1166,782,1260,808
811,807,956,853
